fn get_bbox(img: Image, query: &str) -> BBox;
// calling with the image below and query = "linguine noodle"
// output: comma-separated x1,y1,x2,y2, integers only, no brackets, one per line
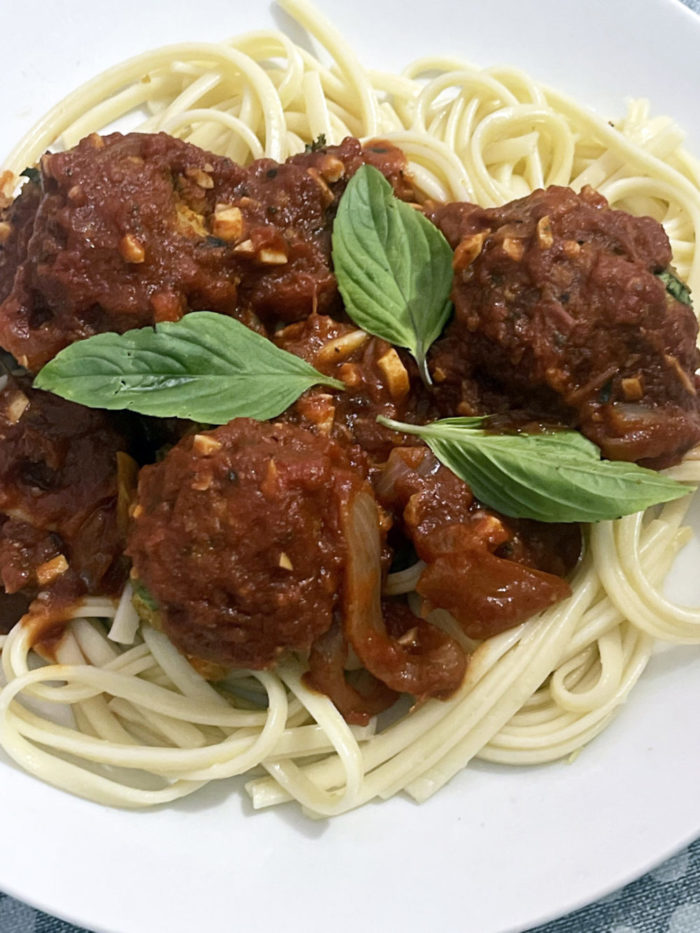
0,0,699,817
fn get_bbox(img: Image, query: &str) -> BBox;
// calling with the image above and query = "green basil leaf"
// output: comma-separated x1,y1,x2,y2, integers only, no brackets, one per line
378,415,689,523
431,416,600,458
657,268,692,307
305,133,327,152
131,577,159,613
332,164,453,384
131,578,161,629
20,166,41,185
34,312,344,423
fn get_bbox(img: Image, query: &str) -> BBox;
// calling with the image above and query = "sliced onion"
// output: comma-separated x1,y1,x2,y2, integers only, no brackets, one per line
372,446,440,500
341,491,466,698
304,621,398,726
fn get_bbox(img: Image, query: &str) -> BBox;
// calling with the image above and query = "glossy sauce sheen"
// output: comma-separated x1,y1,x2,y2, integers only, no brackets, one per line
0,132,697,717
0,134,412,371
127,419,367,669
429,186,700,467
0,376,127,631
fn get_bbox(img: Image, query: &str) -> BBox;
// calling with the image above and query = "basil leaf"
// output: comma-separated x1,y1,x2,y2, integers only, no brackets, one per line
131,578,162,629
20,166,41,185
431,416,600,459
131,577,159,613
378,416,688,523
658,268,692,307
305,133,327,152
332,164,453,384
34,312,344,423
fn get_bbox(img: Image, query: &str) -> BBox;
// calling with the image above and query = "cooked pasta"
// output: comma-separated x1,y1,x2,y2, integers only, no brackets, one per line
0,0,699,817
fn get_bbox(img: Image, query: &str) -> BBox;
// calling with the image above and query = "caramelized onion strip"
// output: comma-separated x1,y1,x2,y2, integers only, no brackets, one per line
305,622,398,726
341,491,467,699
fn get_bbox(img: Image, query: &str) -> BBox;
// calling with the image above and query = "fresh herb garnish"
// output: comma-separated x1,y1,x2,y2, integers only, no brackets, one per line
377,415,688,523
131,577,159,613
598,378,613,404
657,268,692,307
332,164,453,385
34,312,344,423
130,577,162,631
305,133,327,152
31,172,692,525
20,166,41,184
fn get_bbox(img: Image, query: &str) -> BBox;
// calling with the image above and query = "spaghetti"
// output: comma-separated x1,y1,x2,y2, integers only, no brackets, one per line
0,0,699,817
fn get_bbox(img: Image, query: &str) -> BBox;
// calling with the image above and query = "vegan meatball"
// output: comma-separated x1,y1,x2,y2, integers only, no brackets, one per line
429,185,700,467
0,375,127,620
0,133,413,371
126,419,368,669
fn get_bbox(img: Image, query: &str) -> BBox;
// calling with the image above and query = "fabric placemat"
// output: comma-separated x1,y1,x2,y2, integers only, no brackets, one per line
2,837,700,932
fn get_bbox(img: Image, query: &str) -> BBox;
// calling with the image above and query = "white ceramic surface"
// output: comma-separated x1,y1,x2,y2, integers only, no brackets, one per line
1,2,700,931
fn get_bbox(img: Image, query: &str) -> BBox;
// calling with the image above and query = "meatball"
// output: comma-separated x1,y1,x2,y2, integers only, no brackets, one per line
0,375,127,623
0,133,241,370
0,133,413,371
126,419,368,669
429,185,700,466
0,174,41,304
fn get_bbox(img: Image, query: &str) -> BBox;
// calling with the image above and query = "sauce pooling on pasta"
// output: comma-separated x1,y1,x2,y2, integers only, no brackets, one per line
0,131,696,722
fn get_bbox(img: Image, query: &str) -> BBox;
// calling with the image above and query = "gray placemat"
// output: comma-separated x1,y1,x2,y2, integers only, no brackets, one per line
2,837,700,932
529,838,700,933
